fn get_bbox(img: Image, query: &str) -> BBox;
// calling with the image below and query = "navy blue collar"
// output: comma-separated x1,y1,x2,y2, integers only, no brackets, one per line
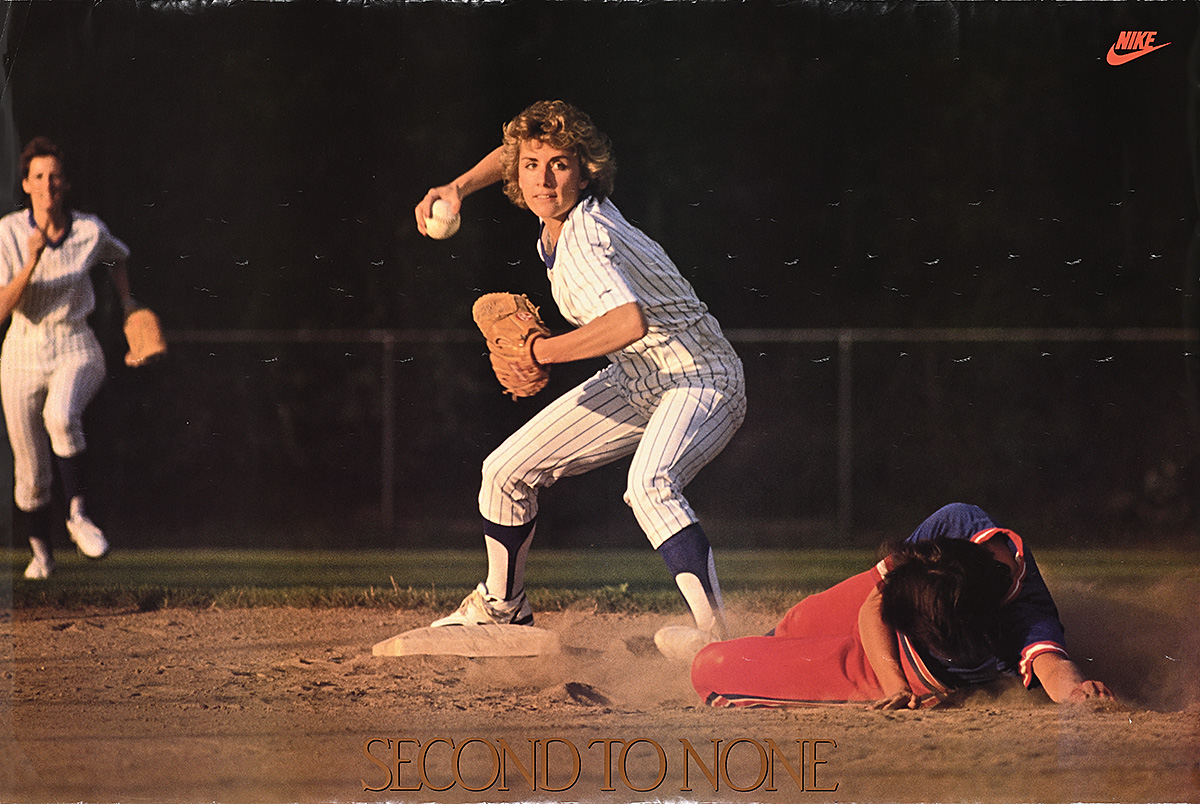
27,209,72,248
538,221,557,270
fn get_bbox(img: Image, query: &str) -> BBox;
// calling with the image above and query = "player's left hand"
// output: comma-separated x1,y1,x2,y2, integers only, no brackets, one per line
472,292,551,400
869,689,922,710
123,306,168,367
1066,680,1116,703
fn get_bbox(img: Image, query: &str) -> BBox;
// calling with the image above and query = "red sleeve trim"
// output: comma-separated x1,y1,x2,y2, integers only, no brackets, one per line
897,633,954,700
1019,641,1069,687
972,527,1026,604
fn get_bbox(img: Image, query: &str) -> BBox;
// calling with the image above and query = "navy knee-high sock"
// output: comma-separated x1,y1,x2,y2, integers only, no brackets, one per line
482,519,536,600
15,505,54,560
55,452,88,509
657,523,726,635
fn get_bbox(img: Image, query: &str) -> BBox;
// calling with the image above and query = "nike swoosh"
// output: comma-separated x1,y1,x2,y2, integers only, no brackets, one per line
1106,42,1171,66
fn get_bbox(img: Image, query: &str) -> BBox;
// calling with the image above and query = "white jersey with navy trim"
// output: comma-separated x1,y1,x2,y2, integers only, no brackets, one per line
0,208,126,511
541,196,742,396
480,195,746,547
0,210,128,326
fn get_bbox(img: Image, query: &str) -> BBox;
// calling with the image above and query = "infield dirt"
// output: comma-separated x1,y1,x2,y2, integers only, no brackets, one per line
3,571,1198,804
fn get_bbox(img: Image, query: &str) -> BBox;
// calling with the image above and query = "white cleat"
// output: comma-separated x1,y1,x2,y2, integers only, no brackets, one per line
431,582,534,627
654,624,720,662
66,513,109,559
23,554,55,580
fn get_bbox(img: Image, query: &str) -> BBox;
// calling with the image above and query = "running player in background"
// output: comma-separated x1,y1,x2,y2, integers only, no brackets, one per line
1,137,138,579
414,100,747,655
691,503,1116,709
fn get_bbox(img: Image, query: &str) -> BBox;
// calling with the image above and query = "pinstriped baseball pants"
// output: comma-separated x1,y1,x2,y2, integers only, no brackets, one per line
479,363,746,548
1,322,106,511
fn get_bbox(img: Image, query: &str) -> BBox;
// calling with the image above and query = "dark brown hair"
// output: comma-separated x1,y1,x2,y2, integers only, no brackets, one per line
879,537,1012,664
20,136,66,180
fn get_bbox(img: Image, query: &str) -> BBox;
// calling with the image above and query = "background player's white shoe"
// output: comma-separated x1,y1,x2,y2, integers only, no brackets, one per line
66,513,109,559
23,554,55,580
654,624,719,662
431,582,533,627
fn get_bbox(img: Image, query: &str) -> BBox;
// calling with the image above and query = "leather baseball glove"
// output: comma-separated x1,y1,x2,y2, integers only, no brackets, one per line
472,292,550,399
123,306,168,367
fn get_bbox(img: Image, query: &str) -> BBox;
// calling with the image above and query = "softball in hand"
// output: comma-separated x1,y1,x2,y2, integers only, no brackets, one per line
424,199,461,239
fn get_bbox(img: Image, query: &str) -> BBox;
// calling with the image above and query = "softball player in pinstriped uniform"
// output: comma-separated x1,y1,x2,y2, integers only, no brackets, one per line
1,137,136,579
416,101,746,652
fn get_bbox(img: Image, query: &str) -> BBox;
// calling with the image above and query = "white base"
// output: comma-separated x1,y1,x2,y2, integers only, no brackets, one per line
372,624,560,657
653,625,714,662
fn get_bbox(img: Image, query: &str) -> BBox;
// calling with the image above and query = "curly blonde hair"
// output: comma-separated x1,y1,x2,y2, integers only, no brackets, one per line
499,100,616,209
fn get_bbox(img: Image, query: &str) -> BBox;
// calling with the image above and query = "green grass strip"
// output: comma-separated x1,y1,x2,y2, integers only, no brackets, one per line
4,547,1196,612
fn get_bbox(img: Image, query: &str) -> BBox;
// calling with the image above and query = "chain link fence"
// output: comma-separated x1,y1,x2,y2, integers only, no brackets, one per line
39,326,1193,551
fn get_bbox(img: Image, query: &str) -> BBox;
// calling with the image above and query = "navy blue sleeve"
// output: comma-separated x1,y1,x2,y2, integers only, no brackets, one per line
906,502,998,542
906,503,1069,687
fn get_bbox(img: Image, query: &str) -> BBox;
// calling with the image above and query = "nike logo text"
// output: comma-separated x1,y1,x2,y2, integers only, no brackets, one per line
1107,31,1171,65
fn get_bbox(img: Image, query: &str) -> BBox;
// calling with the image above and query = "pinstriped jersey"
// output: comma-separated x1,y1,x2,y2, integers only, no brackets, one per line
0,209,129,328
540,196,742,394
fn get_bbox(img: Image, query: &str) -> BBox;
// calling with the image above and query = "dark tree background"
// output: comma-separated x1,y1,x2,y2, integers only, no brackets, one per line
0,0,1196,549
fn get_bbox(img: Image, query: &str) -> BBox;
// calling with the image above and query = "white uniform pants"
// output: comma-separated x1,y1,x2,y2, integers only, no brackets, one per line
1,323,106,511
479,364,746,548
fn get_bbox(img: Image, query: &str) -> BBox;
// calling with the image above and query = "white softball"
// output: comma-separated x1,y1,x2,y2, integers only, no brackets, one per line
424,198,461,239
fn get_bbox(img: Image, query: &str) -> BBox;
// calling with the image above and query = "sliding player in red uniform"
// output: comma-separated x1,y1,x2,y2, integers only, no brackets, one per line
691,503,1115,709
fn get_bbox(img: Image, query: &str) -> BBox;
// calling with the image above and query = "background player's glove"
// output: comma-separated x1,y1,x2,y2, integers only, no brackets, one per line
123,306,168,367
472,292,550,400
